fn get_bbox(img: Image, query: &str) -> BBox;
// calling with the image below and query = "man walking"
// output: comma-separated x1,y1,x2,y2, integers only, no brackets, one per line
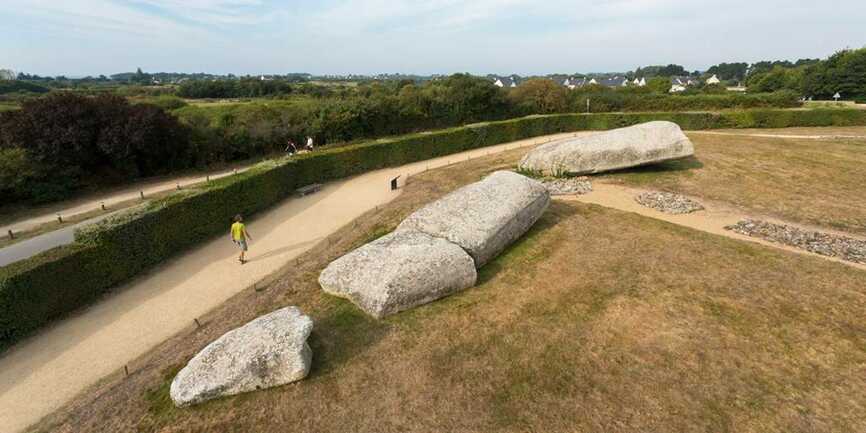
230,214,252,264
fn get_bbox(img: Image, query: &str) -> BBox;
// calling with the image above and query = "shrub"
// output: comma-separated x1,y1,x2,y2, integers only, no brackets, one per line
0,93,191,202
3,108,865,350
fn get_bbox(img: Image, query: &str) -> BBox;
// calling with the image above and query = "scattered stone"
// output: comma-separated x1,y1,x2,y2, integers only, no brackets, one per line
541,177,593,195
635,191,704,214
170,307,313,407
318,230,477,319
726,219,866,264
397,170,550,267
518,121,694,176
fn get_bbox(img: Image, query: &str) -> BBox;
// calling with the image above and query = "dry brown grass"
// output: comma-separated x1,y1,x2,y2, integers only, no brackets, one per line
601,130,866,236
33,146,866,433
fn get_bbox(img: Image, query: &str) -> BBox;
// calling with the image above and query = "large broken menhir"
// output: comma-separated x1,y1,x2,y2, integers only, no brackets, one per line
319,171,550,318
170,307,313,407
518,121,695,176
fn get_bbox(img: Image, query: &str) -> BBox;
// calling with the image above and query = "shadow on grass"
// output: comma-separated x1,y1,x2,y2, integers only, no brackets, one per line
594,156,703,184
476,201,579,286
306,298,389,379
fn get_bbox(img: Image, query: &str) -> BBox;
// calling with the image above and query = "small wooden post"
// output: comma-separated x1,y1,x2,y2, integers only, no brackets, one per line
7,229,13,240
176,183,181,190
206,175,210,182
124,365,129,376
140,191,145,200
194,318,201,328
56,214,63,223
101,202,106,211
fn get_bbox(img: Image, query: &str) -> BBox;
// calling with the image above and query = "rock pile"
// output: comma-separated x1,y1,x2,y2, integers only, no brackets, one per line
518,121,694,176
635,191,704,214
541,177,592,195
726,219,866,264
170,307,313,407
320,170,549,318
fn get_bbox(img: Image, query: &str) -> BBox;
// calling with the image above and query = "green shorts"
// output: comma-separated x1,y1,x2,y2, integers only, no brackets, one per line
234,239,248,251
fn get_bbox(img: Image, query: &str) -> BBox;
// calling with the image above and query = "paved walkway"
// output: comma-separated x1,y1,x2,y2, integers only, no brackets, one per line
0,132,582,433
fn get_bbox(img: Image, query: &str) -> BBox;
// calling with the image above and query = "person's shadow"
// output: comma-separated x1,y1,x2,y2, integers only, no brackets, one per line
245,238,323,262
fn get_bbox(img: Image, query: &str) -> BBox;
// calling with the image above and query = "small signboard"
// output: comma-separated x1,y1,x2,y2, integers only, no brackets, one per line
833,92,841,101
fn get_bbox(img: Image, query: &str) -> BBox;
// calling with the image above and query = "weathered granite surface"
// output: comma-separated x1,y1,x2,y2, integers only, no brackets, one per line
318,230,477,318
170,307,313,407
518,121,694,175
397,170,550,267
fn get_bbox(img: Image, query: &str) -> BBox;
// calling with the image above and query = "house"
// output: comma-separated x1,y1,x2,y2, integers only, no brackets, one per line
705,74,721,85
492,76,519,88
669,76,701,92
563,77,588,90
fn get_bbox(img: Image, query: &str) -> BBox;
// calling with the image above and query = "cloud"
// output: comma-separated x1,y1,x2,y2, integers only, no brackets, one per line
1,0,864,76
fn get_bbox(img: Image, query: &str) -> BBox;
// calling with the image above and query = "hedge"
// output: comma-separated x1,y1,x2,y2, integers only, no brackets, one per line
3,108,866,350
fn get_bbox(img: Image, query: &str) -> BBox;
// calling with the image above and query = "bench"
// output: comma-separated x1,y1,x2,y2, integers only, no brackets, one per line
296,183,323,196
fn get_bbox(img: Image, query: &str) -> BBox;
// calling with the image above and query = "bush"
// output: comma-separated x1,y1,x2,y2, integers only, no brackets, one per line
3,108,865,350
0,93,191,203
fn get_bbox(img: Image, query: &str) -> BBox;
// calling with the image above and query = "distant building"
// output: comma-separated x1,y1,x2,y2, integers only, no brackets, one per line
0,69,16,80
705,74,721,85
669,76,701,92
492,76,519,88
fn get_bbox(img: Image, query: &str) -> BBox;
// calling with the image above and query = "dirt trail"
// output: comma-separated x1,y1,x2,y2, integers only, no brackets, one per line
0,166,252,236
688,130,866,140
0,132,586,433
565,183,866,271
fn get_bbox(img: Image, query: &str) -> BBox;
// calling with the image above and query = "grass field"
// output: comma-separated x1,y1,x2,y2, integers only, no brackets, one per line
598,130,866,236
37,136,866,433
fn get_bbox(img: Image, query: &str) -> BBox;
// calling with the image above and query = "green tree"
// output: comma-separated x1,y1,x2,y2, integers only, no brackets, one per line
508,78,568,114
647,77,671,93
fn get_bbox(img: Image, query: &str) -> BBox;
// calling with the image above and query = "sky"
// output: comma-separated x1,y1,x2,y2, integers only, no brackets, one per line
2,0,865,77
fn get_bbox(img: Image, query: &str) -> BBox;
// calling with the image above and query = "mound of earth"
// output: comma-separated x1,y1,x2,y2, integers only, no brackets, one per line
726,219,866,264
318,230,477,318
170,307,313,407
518,121,694,176
397,170,550,267
635,191,704,214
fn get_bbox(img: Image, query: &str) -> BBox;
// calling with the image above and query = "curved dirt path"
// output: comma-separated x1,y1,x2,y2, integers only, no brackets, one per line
564,183,866,271
0,132,587,433
0,165,252,237
688,130,866,140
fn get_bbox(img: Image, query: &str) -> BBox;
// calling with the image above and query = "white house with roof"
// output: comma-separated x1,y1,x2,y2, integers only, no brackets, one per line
492,76,519,88
705,74,721,85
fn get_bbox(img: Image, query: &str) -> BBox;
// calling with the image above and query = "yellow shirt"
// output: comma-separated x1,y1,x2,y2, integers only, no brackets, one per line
231,222,246,241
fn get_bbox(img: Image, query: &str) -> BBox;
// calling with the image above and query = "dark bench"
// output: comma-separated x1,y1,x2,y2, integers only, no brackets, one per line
295,183,323,197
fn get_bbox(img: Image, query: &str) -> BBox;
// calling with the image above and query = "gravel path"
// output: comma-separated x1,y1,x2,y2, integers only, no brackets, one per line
541,177,592,195
635,192,704,214
726,219,866,264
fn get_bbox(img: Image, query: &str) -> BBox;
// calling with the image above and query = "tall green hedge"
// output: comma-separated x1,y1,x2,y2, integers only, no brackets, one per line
3,108,866,349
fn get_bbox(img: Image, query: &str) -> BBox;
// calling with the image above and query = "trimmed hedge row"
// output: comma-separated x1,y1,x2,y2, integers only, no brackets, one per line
3,108,866,349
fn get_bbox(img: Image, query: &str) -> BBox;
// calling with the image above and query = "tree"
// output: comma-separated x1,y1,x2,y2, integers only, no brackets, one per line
706,62,748,81
647,77,671,93
802,48,866,99
508,78,568,114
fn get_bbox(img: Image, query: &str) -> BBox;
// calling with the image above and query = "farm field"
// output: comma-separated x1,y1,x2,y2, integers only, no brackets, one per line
33,127,866,433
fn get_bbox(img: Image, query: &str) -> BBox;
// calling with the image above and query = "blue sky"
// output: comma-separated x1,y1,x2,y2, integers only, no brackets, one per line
2,0,865,76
